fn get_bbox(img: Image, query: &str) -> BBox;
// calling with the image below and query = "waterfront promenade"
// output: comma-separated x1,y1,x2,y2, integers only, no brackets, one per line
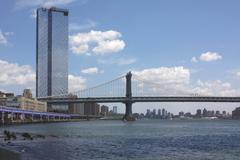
0,106,100,125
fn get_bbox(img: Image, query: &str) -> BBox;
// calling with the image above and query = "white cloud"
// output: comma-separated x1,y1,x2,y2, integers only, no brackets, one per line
0,59,35,85
0,59,87,95
133,66,190,85
191,56,198,63
191,52,222,63
0,30,13,45
235,71,240,77
69,30,126,55
92,40,125,55
71,44,89,54
98,57,136,66
68,75,86,92
199,52,222,62
132,66,240,96
81,67,103,75
30,9,37,18
192,80,238,96
69,20,98,31
15,0,76,8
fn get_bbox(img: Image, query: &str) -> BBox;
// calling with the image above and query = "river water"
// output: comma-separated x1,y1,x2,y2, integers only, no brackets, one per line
1,119,240,160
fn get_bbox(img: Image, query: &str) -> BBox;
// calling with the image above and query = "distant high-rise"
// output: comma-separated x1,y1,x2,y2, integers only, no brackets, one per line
101,105,109,116
196,109,202,117
113,106,118,114
36,7,68,98
153,109,156,117
203,108,207,117
158,109,161,117
162,108,165,118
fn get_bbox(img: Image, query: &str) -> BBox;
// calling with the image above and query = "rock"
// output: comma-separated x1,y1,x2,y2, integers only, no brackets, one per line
3,130,11,141
21,133,33,140
3,130,16,140
35,134,45,139
10,132,16,140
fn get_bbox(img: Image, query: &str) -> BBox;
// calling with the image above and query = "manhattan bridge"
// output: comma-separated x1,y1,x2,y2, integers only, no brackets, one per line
38,72,240,120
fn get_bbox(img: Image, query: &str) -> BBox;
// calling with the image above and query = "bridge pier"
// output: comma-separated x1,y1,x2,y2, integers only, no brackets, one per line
125,102,132,115
123,72,135,121
123,101,135,121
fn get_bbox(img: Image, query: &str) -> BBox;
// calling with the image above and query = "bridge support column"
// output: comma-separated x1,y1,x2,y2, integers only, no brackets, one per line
123,101,135,121
125,102,132,115
123,72,135,121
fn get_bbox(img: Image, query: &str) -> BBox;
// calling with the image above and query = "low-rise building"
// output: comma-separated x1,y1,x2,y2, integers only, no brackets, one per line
113,106,117,114
23,89,33,99
84,103,100,115
232,107,240,119
69,103,84,115
0,91,14,106
6,96,47,112
100,105,109,116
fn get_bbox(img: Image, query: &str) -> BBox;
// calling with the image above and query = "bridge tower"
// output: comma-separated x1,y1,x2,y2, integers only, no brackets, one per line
123,72,135,121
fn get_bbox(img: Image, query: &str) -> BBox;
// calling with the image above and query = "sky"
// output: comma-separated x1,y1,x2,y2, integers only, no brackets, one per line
1,0,240,114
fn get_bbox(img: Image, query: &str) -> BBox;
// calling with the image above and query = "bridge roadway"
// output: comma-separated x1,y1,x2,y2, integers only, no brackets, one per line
41,96,240,104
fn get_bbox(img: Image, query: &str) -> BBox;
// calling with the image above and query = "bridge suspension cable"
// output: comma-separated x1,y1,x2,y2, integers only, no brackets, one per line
38,75,126,99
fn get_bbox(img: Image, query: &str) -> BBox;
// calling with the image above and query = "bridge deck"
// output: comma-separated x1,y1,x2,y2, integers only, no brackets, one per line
39,96,240,104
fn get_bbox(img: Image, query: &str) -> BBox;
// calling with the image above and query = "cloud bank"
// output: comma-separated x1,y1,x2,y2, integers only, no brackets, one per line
69,30,126,55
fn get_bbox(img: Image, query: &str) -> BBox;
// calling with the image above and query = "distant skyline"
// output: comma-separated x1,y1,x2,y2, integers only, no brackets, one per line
1,0,240,113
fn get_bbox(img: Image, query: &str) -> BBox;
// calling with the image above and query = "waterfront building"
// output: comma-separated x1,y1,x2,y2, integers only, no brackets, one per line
162,108,166,118
68,103,84,115
167,112,171,118
158,109,161,118
153,109,156,118
232,107,240,119
84,103,100,115
6,96,47,112
96,104,100,115
36,7,69,112
100,105,109,116
0,91,14,98
203,108,207,117
179,111,184,117
23,89,33,99
196,109,202,117
185,112,192,117
0,91,14,106
222,110,227,116
146,109,151,117
113,106,117,114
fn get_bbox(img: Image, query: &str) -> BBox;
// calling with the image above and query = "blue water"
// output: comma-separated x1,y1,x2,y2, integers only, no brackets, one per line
1,119,240,160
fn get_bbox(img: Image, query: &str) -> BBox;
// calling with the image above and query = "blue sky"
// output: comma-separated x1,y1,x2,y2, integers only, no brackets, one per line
1,0,240,114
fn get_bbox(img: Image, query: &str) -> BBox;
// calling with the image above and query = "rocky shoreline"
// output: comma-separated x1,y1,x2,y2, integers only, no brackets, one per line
0,130,60,160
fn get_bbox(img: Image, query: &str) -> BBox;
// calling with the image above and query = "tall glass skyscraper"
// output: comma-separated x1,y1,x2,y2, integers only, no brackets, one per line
36,7,68,111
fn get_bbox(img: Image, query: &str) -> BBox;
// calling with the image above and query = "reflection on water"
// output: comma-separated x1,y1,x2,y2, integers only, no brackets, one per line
1,120,240,160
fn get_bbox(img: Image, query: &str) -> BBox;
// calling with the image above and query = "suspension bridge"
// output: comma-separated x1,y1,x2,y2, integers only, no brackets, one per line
38,72,240,120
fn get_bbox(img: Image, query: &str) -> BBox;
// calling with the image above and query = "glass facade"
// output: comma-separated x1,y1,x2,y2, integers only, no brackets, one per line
36,8,48,97
36,7,68,98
